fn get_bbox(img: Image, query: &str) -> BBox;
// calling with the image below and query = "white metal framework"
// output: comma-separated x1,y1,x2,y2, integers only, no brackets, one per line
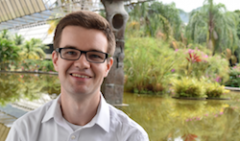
0,0,151,31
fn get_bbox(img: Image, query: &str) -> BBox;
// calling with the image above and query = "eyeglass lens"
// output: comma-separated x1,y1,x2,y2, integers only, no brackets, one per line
60,48,106,63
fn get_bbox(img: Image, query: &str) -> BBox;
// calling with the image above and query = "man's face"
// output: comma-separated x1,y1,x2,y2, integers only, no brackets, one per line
52,25,113,97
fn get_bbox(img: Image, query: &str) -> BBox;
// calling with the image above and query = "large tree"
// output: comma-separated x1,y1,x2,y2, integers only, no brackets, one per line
20,38,48,60
185,0,239,55
126,1,183,40
0,30,20,70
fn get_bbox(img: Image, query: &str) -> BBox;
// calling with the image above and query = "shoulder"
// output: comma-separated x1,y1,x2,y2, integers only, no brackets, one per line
14,100,53,126
108,104,149,141
6,100,54,141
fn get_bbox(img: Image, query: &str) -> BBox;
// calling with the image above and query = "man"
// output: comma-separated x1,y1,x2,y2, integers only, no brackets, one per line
6,10,149,141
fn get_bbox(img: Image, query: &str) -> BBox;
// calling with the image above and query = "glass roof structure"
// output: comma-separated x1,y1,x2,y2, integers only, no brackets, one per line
0,0,151,31
0,0,104,31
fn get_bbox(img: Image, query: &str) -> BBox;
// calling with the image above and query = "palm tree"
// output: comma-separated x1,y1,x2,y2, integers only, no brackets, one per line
126,2,183,40
0,29,10,40
185,0,239,55
148,2,183,40
13,34,25,46
21,38,48,60
0,38,20,70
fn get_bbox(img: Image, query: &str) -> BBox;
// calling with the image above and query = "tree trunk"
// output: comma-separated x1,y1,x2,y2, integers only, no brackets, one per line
101,0,129,105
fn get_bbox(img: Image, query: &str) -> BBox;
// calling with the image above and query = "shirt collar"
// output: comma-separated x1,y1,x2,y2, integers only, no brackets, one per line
42,95,62,123
41,94,110,132
95,94,110,132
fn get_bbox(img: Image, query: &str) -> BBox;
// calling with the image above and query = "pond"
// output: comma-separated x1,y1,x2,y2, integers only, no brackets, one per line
1,72,240,141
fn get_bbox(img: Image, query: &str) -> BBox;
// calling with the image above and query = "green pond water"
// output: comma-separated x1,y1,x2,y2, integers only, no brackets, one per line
1,73,240,141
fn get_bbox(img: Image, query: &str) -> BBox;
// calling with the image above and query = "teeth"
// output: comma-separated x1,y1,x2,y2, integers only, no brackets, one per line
72,74,89,78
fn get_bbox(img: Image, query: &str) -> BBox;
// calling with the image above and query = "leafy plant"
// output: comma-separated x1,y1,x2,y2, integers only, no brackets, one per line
20,38,48,60
124,37,180,94
225,65,240,87
205,82,229,98
174,48,229,84
0,38,20,70
172,77,207,98
185,0,239,55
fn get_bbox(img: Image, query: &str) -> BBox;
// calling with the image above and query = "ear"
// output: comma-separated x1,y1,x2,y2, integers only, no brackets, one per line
52,51,59,72
104,57,113,77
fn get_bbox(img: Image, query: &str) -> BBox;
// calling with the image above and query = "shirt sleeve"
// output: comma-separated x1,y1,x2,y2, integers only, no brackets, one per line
126,129,149,141
5,122,22,141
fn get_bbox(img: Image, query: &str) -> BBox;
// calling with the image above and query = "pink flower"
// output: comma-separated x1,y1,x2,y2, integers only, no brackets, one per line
175,49,179,52
215,76,221,82
188,49,194,54
219,112,223,115
195,117,200,120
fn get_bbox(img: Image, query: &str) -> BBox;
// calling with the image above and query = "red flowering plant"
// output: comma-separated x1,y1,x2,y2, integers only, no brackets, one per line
185,49,209,78
173,48,229,84
186,50,201,63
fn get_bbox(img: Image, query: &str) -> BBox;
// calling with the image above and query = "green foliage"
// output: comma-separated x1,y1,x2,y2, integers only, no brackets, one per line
185,0,239,55
13,34,24,46
0,29,10,39
207,55,229,83
148,1,183,40
235,10,240,39
0,38,20,70
172,77,207,98
205,82,229,98
0,73,60,106
126,1,183,39
225,65,240,87
172,77,228,98
0,30,53,72
124,37,180,94
20,38,48,60
174,49,229,84
39,60,55,72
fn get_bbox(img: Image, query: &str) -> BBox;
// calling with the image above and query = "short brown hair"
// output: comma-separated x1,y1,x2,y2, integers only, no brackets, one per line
53,10,115,56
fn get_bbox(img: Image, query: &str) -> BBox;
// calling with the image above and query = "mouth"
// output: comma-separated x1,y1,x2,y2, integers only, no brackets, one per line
70,73,91,78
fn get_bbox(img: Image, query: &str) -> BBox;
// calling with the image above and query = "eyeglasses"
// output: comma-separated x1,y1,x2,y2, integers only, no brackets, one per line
56,48,109,63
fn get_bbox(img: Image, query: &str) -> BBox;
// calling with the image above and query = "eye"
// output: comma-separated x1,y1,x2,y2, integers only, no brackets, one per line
88,52,105,61
89,54,101,58
66,51,77,55
63,49,78,56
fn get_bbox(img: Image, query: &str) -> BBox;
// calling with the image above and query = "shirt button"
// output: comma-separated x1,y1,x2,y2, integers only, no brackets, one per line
71,135,76,140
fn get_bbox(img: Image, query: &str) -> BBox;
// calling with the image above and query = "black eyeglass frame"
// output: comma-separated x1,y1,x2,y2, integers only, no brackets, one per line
55,48,110,63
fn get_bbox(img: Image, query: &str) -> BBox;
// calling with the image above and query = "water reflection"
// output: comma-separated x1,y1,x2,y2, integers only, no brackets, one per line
0,73,60,106
122,93,240,141
1,73,240,140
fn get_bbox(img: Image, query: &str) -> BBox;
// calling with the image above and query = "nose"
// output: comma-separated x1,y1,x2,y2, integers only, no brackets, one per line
73,53,90,69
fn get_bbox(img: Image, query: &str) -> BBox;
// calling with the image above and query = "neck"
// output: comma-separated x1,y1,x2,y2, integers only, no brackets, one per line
60,92,101,126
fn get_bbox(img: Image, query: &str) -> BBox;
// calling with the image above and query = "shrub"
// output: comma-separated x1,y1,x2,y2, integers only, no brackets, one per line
225,65,240,87
205,82,230,98
124,37,181,94
174,49,229,84
172,77,207,98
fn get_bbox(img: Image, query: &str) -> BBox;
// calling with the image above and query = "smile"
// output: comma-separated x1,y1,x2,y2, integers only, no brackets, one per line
71,73,90,78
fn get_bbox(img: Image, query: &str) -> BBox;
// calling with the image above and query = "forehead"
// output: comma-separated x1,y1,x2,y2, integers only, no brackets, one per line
60,26,108,52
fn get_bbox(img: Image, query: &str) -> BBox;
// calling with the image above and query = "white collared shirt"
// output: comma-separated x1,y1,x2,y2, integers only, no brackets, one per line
6,95,149,141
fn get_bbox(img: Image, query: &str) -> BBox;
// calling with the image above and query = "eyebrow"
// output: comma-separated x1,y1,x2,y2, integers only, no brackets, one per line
62,45,105,53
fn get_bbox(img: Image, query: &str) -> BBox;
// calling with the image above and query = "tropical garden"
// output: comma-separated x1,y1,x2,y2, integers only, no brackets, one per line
0,30,54,72
1,0,240,140
1,0,240,98
123,0,240,99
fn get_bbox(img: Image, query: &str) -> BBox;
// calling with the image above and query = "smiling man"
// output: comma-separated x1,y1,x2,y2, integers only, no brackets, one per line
6,11,149,141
